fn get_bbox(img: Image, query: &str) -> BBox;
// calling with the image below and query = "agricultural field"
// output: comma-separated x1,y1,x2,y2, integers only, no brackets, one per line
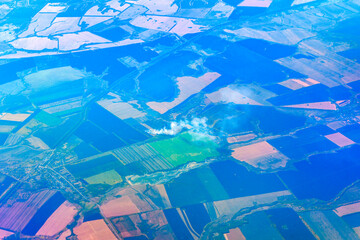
73,219,117,240
66,154,124,179
0,188,68,237
0,174,15,197
0,0,360,239
149,132,219,167
84,170,123,185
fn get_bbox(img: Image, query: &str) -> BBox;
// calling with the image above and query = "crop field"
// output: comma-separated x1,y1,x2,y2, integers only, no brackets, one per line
97,93,146,120
66,154,124,179
74,120,126,152
36,201,77,236
278,145,360,201
22,192,66,236
74,142,100,159
0,190,59,232
74,219,117,240
1,0,360,239
149,132,219,167
342,213,360,228
299,210,359,240
325,132,355,147
111,210,173,239
101,188,156,218
0,174,15,196
335,202,360,217
214,190,292,217
210,160,286,198
165,166,229,207
34,110,62,127
73,103,149,152
113,143,173,172
34,114,81,148
266,208,316,240
84,170,123,185
231,141,288,169
40,96,83,116
0,229,14,239
239,211,284,239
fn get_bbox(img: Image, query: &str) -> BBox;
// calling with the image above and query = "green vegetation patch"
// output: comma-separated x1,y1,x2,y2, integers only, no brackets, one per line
149,132,219,167
35,111,62,127
84,170,123,185
66,154,124,179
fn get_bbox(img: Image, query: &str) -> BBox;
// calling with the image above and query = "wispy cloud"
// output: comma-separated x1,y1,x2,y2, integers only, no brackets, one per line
147,117,210,136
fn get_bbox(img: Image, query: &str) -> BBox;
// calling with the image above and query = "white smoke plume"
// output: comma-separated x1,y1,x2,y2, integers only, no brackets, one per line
147,117,210,136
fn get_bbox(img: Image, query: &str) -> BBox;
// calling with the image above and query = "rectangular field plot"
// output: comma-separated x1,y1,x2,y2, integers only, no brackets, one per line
84,170,123,185
266,208,316,240
165,166,229,207
74,219,117,240
74,121,126,152
299,210,359,240
113,144,172,172
0,190,61,232
66,154,124,179
0,174,15,196
74,104,150,152
210,160,286,198
22,192,66,236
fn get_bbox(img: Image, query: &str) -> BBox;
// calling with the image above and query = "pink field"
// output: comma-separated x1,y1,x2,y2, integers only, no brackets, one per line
0,113,31,122
0,229,14,239
231,141,278,161
231,141,288,169
101,187,157,218
101,196,140,218
279,78,318,90
36,201,77,236
325,132,355,147
0,190,55,231
282,101,337,110
224,228,246,240
74,219,117,240
334,202,360,217
238,0,272,7
327,121,347,130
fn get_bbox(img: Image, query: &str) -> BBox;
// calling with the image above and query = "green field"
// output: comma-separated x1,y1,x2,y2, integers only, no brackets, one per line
84,170,123,185
149,132,219,167
35,111,62,127
66,154,124,178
